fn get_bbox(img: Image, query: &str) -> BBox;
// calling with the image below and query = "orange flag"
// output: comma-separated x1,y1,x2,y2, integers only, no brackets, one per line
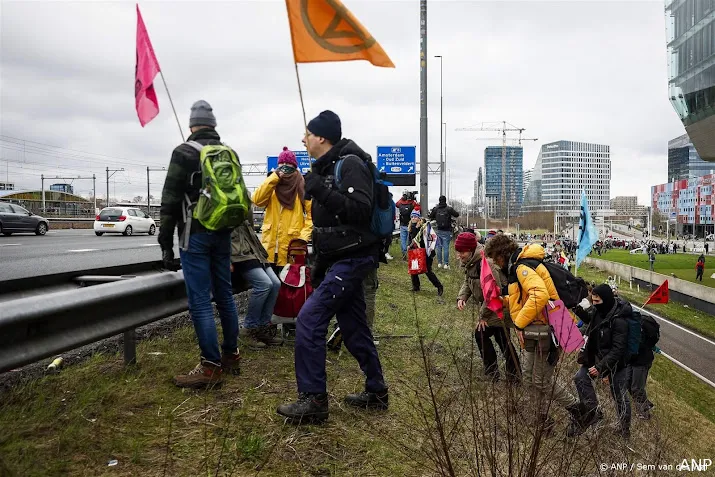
643,280,669,307
285,0,395,68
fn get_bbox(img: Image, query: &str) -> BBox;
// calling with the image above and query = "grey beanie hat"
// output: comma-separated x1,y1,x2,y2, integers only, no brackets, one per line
189,100,217,128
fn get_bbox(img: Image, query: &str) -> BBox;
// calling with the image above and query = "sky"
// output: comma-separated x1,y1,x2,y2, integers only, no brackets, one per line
0,0,688,208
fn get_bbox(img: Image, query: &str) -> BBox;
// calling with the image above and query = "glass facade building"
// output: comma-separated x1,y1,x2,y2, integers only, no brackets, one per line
668,133,715,181
666,0,715,161
484,146,523,218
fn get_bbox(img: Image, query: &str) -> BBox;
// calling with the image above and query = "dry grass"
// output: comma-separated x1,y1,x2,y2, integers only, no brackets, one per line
1,245,714,476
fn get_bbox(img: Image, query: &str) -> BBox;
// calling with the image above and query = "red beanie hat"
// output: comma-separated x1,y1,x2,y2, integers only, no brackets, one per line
278,147,298,168
454,232,478,252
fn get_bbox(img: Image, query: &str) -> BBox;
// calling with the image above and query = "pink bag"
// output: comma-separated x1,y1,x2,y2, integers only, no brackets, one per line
543,300,584,353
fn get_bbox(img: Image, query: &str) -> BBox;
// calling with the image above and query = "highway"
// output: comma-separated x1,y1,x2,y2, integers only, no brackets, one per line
0,228,174,281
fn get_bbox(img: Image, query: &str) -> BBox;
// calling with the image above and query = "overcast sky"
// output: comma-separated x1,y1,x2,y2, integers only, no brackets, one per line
0,0,687,207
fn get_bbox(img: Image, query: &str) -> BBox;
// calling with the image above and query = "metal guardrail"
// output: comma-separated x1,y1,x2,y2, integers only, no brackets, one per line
0,271,188,373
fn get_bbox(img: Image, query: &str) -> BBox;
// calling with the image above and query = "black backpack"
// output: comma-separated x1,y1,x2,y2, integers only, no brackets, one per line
435,207,451,229
515,258,589,309
640,312,661,349
398,203,413,224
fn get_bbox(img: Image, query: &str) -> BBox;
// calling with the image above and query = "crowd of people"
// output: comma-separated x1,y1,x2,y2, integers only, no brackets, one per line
157,100,660,435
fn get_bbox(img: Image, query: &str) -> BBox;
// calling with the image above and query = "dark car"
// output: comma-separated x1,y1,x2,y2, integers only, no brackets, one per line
0,202,49,236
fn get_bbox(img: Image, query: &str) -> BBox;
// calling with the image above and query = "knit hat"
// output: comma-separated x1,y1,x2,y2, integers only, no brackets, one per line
455,232,478,252
410,210,421,219
189,100,217,128
307,110,342,145
278,147,298,168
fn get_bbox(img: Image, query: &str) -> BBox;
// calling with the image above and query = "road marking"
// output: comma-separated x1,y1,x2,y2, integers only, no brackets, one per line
632,304,715,347
141,243,160,247
0,244,21,247
67,249,99,253
660,351,715,389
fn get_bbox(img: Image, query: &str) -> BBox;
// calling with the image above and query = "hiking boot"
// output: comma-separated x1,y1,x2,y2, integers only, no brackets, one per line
344,390,389,410
327,326,343,352
173,360,223,389
277,392,329,424
256,325,284,346
568,406,603,437
220,351,241,376
242,328,267,350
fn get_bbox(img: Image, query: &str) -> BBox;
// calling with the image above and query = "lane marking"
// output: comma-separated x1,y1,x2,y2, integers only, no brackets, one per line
67,249,99,253
141,244,160,247
660,351,715,389
632,304,715,347
0,244,21,247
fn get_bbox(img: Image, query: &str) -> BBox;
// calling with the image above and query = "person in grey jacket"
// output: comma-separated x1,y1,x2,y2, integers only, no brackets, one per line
231,205,284,350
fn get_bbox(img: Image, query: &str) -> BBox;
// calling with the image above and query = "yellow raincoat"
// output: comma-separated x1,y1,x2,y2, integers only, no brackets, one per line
508,244,560,329
252,173,313,267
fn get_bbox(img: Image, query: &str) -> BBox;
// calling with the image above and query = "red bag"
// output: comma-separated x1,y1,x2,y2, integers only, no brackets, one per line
408,246,427,275
273,240,313,320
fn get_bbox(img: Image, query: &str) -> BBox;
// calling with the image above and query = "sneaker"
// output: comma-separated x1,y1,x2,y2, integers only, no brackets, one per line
344,390,389,410
277,392,329,423
437,263,443,269
220,351,241,376
443,264,450,270
242,328,267,350
256,325,284,347
385,253,394,260
327,326,343,351
173,360,223,389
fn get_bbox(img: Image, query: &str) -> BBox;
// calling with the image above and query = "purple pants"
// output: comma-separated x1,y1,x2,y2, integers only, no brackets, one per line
294,256,386,394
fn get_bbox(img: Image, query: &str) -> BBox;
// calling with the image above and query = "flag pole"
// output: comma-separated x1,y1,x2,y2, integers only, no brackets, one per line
285,0,312,171
159,71,184,142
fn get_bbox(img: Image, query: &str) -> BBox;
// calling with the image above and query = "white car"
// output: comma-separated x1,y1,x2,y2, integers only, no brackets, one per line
94,207,156,236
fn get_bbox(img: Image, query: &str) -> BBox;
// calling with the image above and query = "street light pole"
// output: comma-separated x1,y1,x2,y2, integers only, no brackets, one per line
106,167,124,207
435,54,443,197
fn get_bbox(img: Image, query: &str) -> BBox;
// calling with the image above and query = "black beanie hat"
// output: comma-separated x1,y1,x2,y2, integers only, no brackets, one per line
592,284,615,315
307,110,341,145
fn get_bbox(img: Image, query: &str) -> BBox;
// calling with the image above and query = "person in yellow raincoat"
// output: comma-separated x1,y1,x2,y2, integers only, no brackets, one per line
252,147,313,268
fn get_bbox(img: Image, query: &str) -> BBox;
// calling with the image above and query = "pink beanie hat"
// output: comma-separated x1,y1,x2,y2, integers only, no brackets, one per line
278,147,298,167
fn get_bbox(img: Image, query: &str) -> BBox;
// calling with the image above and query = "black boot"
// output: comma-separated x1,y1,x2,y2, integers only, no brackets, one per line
277,393,329,424
344,389,389,410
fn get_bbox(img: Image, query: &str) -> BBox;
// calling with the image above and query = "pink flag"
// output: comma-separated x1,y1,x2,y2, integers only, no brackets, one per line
480,250,504,319
135,4,160,126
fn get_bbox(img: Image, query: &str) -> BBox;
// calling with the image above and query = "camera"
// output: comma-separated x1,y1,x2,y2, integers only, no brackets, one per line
403,190,418,201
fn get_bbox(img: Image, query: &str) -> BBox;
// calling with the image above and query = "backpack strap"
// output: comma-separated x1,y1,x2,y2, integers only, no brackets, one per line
185,140,204,153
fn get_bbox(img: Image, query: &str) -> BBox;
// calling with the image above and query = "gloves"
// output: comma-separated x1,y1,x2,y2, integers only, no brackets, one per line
578,297,591,310
304,172,330,202
162,248,178,271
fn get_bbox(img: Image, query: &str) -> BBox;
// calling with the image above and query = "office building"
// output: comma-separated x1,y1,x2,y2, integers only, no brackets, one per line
668,133,715,182
665,1,715,161
0,182,15,191
50,183,74,194
523,169,532,198
651,173,714,236
484,146,523,218
610,196,645,217
522,140,611,215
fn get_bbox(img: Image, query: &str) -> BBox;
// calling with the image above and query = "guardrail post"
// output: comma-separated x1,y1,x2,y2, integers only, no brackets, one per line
123,329,137,366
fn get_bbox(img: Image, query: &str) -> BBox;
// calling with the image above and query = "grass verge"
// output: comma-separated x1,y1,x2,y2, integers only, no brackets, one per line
1,245,714,476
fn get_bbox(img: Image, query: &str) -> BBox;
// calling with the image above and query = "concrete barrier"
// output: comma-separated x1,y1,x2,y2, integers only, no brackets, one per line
584,257,715,311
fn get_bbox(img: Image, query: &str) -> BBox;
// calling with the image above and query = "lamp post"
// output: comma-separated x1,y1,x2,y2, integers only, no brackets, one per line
435,54,443,197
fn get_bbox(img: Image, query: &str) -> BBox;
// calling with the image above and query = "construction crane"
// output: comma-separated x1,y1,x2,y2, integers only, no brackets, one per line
455,121,537,220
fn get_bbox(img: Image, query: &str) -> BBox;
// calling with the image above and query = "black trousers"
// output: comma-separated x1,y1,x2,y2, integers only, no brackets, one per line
411,254,442,291
474,326,521,381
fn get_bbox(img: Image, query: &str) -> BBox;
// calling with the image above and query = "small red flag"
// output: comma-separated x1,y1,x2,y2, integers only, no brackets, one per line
479,251,504,319
135,4,161,127
643,280,669,307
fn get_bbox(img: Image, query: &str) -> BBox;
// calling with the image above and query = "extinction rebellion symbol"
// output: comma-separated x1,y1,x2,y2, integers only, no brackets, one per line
300,0,377,54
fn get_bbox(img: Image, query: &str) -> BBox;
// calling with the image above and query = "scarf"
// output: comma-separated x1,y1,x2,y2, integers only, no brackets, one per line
275,171,304,210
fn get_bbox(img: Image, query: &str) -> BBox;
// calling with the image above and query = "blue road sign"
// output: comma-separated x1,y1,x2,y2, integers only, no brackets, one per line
376,146,416,175
266,150,313,174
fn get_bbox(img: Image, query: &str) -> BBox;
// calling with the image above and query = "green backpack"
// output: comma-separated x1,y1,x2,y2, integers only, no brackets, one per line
185,140,249,231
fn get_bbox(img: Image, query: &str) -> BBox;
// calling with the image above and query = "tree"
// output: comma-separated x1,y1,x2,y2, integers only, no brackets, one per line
132,196,144,204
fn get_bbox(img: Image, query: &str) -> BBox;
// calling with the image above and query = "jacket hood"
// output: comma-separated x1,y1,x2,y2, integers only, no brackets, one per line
314,138,371,170
439,196,447,205
517,243,545,261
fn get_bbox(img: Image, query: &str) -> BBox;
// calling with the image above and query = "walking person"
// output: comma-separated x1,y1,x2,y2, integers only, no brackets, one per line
276,110,387,423
429,195,459,269
396,191,420,260
158,100,242,388
696,256,705,282
252,147,313,270
455,232,521,383
408,211,443,296
568,284,632,439
230,205,284,349
484,235,584,434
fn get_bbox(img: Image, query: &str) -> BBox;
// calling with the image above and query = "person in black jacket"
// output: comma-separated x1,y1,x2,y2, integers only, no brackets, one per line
276,111,388,424
569,284,632,439
429,196,459,269
630,315,658,420
407,211,443,295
